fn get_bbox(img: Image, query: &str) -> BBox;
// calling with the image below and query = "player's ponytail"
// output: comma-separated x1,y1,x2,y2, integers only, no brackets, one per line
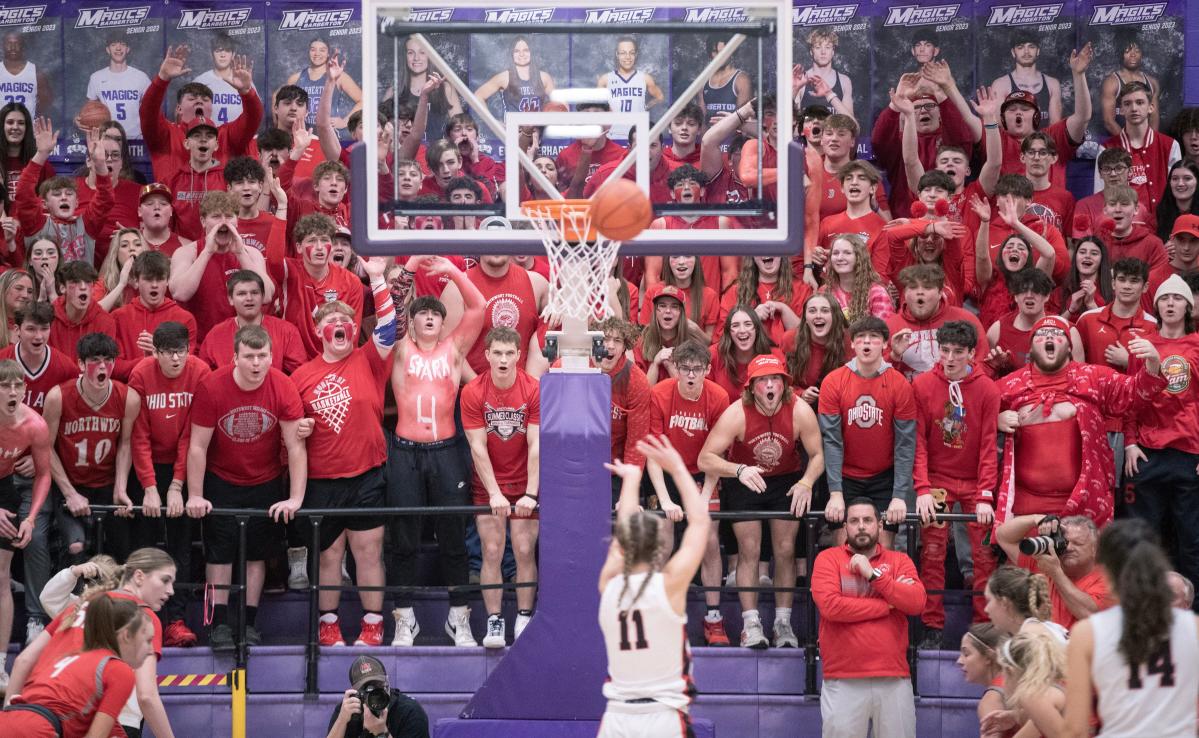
83,594,147,655
120,547,176,585
997,630,1064,711
988,566,1051,622
616,511,661,607
1097,519,1173,669
79,554,123,601
1027,573,1051,622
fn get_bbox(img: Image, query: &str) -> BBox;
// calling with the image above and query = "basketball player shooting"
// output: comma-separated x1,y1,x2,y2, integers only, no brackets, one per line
598,434,709,738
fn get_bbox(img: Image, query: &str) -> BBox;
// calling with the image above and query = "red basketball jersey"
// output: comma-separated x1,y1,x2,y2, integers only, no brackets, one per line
55,379,128,489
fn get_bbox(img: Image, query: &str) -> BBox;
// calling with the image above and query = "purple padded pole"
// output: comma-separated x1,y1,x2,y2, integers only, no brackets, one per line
459,372,612,720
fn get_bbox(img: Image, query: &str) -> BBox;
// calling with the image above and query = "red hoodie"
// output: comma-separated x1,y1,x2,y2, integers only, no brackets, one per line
138,76,262,183
886,301,990,380
607,354,651,468
165,163,227,242
984,213,1069,284
871,219,974,305
1106,224,1171,309
110,298,198,379
49,297,117,364
811,543,926,679
912,363,1000,501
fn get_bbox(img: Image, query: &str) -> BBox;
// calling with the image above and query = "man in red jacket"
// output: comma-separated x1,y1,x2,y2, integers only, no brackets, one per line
49,261,117,364
1095,80,1180,213
1103,185,1171,301
140,45,261,182
111,251,198,379
886,264,989,379
912,321,999,647
812,497,925,738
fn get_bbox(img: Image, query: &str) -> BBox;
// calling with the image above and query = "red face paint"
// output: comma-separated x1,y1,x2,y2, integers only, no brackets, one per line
85,360,113,382
321,320,354,344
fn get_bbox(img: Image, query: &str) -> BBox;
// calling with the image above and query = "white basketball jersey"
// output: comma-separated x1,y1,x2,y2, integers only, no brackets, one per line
193,70,245,125
607,70,647,140
1090,606,1199,737
86,66,151,138
0,61,37,119
599,571,693,711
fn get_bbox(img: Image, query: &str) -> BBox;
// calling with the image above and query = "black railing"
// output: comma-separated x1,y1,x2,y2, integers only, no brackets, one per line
81,505,985,697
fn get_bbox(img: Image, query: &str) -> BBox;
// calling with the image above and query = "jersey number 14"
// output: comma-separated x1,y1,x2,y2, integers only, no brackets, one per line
1127,639,1175,690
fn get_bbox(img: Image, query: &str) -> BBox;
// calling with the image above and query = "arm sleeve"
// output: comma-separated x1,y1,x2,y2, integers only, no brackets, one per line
82,174,115,239
818,412,844,491
976,386,1000,500
369,276,396,351
938,100,974,149
1099,365,1167,416
130,391,157,490
870,107,901,169
623,371,652,467
138,76,171,157
37,567,80,618
871,554,927,615
811,553,893,623
912,391,932,498
224,88,263,158
96,660,138,718
14,160,48,234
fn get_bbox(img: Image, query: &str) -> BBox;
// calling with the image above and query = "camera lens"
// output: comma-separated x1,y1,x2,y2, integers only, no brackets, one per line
1018,536,1052,556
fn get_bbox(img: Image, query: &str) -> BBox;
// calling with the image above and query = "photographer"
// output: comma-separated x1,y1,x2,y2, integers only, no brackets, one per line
995,514,1110,629
326,656,429,738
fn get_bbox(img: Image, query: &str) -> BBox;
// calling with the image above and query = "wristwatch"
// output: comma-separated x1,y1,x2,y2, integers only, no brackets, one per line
868,568,882,582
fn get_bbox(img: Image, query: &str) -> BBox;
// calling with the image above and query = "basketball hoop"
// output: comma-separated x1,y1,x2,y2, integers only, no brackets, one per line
522,199,622,371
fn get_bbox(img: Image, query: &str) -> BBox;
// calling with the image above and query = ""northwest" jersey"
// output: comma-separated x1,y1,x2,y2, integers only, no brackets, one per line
55,379,128,489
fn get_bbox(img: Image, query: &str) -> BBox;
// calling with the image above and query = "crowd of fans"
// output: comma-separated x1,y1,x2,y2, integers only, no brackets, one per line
0,27,1192,736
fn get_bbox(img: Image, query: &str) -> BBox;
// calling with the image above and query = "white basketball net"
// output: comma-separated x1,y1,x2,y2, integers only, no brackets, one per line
524,203,622,329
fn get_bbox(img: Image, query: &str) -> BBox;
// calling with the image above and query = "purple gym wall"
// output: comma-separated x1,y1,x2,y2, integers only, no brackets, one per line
460,372,613,720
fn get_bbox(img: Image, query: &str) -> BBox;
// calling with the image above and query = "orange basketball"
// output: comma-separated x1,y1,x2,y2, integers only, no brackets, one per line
590,178,652,242
543,101,568,113
77,100,111,130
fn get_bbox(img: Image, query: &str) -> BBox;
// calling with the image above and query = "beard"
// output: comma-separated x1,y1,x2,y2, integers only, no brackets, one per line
849,530,878,554
1031,347,1069,373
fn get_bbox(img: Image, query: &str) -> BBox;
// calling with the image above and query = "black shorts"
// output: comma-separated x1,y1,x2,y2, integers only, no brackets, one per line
721,471,803,515
640,471,705,509
304,466,386,551
0,474,17,551
830,469,900,532
201,473,285,564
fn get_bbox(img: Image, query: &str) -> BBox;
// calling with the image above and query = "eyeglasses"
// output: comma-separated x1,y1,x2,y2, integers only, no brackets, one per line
1023,149,1052,158
155,348,187,358
676,364,706,376
913,103,938,113
1033,328,1066,339
1100,165,1129,175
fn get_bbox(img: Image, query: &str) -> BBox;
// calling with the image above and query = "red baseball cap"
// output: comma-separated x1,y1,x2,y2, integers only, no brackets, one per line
645,283,687,306
910,93,937,106
186,116,219,136
1032,315,1072,346
139,182,172,204
1172,213,1199,239
1002,91,1039,115
744,354,791,385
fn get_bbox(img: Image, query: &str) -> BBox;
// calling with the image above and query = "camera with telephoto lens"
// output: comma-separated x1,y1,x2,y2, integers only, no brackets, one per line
1019,531,1068,557
358,683,390,717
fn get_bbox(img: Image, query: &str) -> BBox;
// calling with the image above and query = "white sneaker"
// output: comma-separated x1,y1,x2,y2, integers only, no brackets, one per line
773,620,798,648
482,615,506,649
740,618,768,649
445,608,478,647
391,609,420,647
287,547,309,590
26,617,44,646
759,574,773,587
514,613,532,640
724,569,737,588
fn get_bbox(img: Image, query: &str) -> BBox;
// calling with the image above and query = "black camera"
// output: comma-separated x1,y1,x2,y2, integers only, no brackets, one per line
358,683,390,717
1019,531,1068,557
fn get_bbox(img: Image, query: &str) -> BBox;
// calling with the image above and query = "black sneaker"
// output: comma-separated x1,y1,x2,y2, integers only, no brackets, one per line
919,628,943,651
209,624,235,652
245,625,262,646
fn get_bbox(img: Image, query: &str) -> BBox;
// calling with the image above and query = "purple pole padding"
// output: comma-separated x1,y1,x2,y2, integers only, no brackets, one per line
352,141,806,257
460,372,613,720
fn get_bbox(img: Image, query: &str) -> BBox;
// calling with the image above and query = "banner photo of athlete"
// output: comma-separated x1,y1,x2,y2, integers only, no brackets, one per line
793,2,872,157
164,1,267,128
1080,0,1184,145
64,0,163,159
572,8,671,142
374,9,470,149
266,1,363,139
0,3,61,136
468,10,573,163
869,0,975,123
975,0,1078,133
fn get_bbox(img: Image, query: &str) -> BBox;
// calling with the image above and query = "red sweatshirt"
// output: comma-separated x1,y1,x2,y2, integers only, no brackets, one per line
870,102,974,218
139,76,261,182
1125,333,1199,455
607,354,651,468
15,162,113,266
1106,225,1171,308
49,298,117,364
165,163,227,242
127,355,210,489
886,301,990,380
110,299,198,379
984,213,1069,284
811,543,926,678
197,315,307,374
872,219,973,305
912,364,1000,501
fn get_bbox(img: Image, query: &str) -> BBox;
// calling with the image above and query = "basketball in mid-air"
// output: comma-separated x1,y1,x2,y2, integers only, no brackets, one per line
590,178,653,242
76,100,111,130
543,101,569,113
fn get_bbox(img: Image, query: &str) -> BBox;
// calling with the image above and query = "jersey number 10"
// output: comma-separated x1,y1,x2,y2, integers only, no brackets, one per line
617,609,649,651
1127,639,1175,690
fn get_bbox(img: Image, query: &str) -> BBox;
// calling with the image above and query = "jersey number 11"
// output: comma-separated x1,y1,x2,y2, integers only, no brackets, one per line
618,609,649,651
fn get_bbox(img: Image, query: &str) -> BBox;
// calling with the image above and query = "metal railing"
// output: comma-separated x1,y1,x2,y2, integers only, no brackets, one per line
81,505,985,697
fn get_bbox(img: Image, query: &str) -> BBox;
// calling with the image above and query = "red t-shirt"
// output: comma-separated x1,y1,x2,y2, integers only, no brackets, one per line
128,355,210,490
55,379,128,489
238,212,276,254
648,379,729,474
816,165,889,220
460,369,541,491
555,138,627,191
464,265,541,375
11,649,135,738
178,249,243,340
1030,184,1076,236
198,316,307,375
0,344,78,413
189,366,303,486
818,210,888,271
1018,553,1112,630
998,120,1078,188
278,261,365,359
290,345,390,479
818,365,917,480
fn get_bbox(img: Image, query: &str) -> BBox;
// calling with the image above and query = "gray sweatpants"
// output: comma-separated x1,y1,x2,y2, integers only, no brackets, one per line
820,677,916,738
